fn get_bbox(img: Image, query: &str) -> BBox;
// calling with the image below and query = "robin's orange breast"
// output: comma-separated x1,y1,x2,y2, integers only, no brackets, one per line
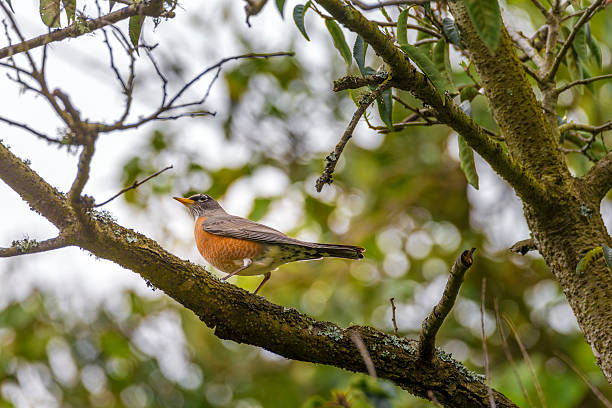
194,217,264,273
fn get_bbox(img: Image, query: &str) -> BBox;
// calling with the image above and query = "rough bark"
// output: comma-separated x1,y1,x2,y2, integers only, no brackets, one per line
312,0,612,385
0,140,517,408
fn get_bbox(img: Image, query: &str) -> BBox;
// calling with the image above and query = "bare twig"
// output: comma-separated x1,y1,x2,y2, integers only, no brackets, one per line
0,116,63,144
494,299,533,407
68,139,96,205
94,165,173,207
0,1,169,60
503,315,547,408
316,80,391,192
555,73,612,95
509,238,538,255
481,278,496,408
554,352,612,408
351,0,430,11
349,331,376,377
0,235,70,257
507,27,545,71
418,248,476,361
529,0,549,16
559,120,612,135
98,51,294,133
390,298,399,336
546,0,606,80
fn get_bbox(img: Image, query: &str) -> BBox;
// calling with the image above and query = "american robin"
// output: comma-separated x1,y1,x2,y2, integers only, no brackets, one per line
174,194,365,294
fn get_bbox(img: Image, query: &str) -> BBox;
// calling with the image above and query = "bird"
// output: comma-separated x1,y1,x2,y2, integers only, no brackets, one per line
174,193,365,294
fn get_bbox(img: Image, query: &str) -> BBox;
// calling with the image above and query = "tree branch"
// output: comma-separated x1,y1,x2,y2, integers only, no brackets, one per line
582,150,612,202
559,120,612,135
545,0,606,81
350,0,430,10
313,0,549,206
316,81,391,192
0,123,518,408
0,235,70,257
94,165,173,207
509,238,538,255
0,1,169,60
555,73,612,95
418,248,475,361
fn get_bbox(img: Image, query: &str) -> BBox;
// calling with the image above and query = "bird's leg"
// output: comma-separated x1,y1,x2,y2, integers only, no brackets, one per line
253,272,271,295
221,258,252,281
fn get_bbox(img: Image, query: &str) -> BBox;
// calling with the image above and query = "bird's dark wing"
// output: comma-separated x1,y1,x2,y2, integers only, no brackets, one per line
201,215,304,246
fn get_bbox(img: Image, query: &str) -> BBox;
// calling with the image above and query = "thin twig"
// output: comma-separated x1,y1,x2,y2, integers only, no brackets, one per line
316,80,391,192
0,1,169,60
481,278,496,408
349,331,376,377
507,27,545,71
559,120,612,135
351,0,430,11
0,235,69,257
529,0,549,15
494,299,533,408
418,248,476,361
503,315,547,408
554,351,612,408
0,116,63,144
546,0,605,80
390,298,399,336
94,165,173,207
556,73,612,95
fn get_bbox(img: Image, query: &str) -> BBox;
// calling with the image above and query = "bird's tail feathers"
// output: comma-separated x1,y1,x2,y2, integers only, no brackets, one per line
309,243,365,260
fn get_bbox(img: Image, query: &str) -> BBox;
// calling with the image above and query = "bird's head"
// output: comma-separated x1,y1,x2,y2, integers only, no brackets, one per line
173,194,223,218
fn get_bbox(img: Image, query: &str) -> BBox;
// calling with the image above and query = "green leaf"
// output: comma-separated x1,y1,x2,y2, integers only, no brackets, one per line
397,9,409,46
576,246,603,275
248,198,272,221
432,39,454,89
460,86,479,102
602,245,612,272
377,88,393,130
587,34,602,69
353,35,367,77
400,44,456,94
464,0,502,51
572,24,588,63
458,134,479,189
443,17,462,48
275,0,286,18
129,14,145,54
293,2,311,41
61,0,75,23
325,19,352,67
40,0,61,27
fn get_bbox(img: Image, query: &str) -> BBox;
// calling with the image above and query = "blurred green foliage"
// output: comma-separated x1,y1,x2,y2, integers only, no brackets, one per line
3,0,612,407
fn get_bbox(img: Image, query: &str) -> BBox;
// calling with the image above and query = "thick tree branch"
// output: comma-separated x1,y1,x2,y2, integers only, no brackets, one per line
313,0,548,206
582,150,612,202
350,0,429,10
0,235,70,257
0,1,168,60
0,127,518,408
419,248,475,361
0,141,74,229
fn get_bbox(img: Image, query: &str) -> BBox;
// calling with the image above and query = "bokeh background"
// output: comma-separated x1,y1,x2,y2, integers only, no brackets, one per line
1,0,612,406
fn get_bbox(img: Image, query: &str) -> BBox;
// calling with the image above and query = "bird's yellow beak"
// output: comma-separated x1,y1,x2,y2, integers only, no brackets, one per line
173,197,195,207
